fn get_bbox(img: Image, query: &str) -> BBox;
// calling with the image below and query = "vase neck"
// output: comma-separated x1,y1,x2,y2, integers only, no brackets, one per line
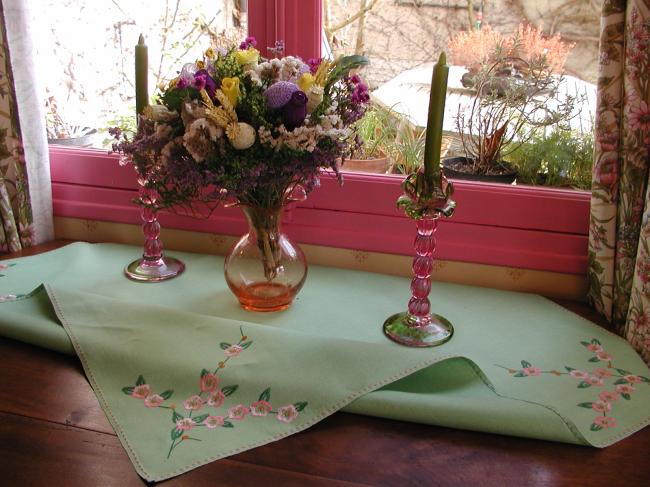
241,205,284,235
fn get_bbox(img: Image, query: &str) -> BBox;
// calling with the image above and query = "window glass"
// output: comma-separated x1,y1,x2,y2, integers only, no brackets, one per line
324,0,600,190
35,0,247,149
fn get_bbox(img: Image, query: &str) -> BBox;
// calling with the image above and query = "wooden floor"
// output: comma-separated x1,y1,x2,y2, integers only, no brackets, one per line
1,242,650,486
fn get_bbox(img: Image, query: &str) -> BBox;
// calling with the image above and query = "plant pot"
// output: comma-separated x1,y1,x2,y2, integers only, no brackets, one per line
342,155,389,174
442,156,518,184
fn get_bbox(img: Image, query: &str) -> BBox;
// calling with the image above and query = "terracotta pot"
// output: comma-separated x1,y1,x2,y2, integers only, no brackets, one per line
342,155,389,174
442,156,518,184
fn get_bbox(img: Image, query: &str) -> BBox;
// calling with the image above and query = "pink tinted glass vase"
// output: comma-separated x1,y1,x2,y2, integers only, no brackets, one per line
383,215,453,347
124,185,185,282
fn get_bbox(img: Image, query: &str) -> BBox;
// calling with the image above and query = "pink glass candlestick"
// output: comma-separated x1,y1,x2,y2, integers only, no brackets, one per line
383,214,454,347
124,185,185,282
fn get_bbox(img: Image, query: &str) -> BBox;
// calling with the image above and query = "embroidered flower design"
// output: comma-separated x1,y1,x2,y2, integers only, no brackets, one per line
596,351,613,361
144,394,164,408
207,390,226,408
183,395,204,411
615,384,636,394
591,400,612,413
204,415,225,429
570,370,589,380
586,343,604,353
598,391,619,402
276,405,299,423
593,368,613,379
131,384,151,399
176,418,196,431
623,374,642,384
522,366,541,376
228,404,250,420
200,373,219,392
224,344,243,357
593,416,617,429
585,376,604,387
250,400,273,417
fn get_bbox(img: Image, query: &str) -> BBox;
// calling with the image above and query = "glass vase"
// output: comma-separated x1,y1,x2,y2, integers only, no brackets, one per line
224,205,307,312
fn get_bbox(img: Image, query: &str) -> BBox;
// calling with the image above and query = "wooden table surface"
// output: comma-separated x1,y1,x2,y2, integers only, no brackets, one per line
1,242,650,486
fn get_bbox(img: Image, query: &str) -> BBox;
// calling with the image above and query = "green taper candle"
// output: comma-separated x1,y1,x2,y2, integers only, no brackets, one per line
135,34,149,116
422,52,449,189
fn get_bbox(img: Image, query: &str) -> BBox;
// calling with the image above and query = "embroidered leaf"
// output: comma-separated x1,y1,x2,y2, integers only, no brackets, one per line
258,387,271,402
0,274,4,277
171,427,183,440
580,341,590,347
160,390,173,400
200,369,210,378
222,420,234,428
577,402,594,408
513,371,526,377
615,368,632,376
136,375,146,386
520,360,532,368
122,386,134,395
588,357,600,363
590,423,603,432
622,393,631,400
639,376,650,383
220,342,232,350
241,341,253,350
193,414,209,424
614,378,628,385
222,385,238,397
565,366,576,372
294,401,308,412
590,338,601,345
172,410,184,423
577,381,592,389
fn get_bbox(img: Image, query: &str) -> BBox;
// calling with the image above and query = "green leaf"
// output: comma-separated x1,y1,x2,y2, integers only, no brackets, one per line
193,414,209,424
171,427,183,440
160,390,173,400
294,401,308,412
222,384,238,397
513,371,526,377
172,410,184,423
580,341,590,347
588,357,600,363
220,342,232,350
136,375,146,386
590,338,601,345
577,402,594,408
615,368,632,376
222,420,234,428
639,376,650,383
590,423,603,432
622,393,631,400
614,378,628,385
520,360,532,368
122,386,134,395
577,381,592,389
564,366,576,372
241,341,253,350
258,387,271,402
201,369,210,378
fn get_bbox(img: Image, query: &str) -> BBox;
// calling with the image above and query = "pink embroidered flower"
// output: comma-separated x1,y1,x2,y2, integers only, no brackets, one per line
591,400,612,413
144,394,164,408
586,376,604,387
203,415,225,429
228,404,250,420
616,383,636,394
593,368,613,379
131,384,151,399
598,391,619,403
628,100,650,131
522,366,541,377
183,394,204,411
176,417,196,431
623,374,642,384
593,416,617,429
596,351,613,361
276,405,299,423
200,373,220,392
569,370,589,380
586,344,604,353
207,390,226,408
224,344,244,357
250,400,273,417
0,263,9,270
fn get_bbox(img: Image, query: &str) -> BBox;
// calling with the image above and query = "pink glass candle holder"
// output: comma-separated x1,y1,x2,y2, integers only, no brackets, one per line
124,185,185,282
383,213,454,347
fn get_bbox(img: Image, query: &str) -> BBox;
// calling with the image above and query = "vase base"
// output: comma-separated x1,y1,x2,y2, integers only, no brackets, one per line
383,312,454,347
232,282,296,312
124,256,185,282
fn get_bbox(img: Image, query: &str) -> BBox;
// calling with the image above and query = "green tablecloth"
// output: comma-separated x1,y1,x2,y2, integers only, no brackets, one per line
1,243,649,481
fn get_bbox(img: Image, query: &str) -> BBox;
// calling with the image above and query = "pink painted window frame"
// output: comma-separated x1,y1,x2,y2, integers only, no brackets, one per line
48,0,590,276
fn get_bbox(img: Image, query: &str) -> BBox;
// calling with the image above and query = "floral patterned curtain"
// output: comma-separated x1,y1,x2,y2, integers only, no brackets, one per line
0,0,53,253
589,0,650,364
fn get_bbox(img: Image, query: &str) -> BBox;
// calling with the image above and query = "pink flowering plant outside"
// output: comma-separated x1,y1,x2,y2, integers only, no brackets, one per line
121,326,308,459
110,36,370,212
497,338,650,432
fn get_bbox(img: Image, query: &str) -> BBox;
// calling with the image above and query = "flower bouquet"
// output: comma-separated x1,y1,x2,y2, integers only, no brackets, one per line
112,37,370,309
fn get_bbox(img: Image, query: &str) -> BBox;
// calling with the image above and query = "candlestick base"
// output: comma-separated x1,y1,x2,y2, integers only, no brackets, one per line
125,256,185,282
383,312,454,347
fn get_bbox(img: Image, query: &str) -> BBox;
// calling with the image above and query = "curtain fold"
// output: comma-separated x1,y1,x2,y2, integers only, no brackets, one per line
0,0,53,253
588,0,650,364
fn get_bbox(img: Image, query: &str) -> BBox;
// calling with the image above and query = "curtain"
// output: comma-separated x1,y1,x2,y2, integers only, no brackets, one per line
0,0,53,253
588,0,650,364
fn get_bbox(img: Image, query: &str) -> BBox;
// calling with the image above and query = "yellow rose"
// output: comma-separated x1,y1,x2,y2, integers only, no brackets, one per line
221,77,241,108
204,47,215,59
297,73,315,93
235,47,259,66
195,60,205,70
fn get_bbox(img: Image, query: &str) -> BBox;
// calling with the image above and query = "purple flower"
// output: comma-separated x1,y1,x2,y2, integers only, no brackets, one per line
282,90,307,130
176,78,188,89
265,81,299,109
350,74,361,84
307,57,322,74
351,82,370,104
267,40,285,57
195,69,218,97
239,36,257,49
194,74,207,90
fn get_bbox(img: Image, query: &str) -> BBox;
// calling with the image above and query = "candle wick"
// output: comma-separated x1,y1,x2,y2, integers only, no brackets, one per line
138,33,145,45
